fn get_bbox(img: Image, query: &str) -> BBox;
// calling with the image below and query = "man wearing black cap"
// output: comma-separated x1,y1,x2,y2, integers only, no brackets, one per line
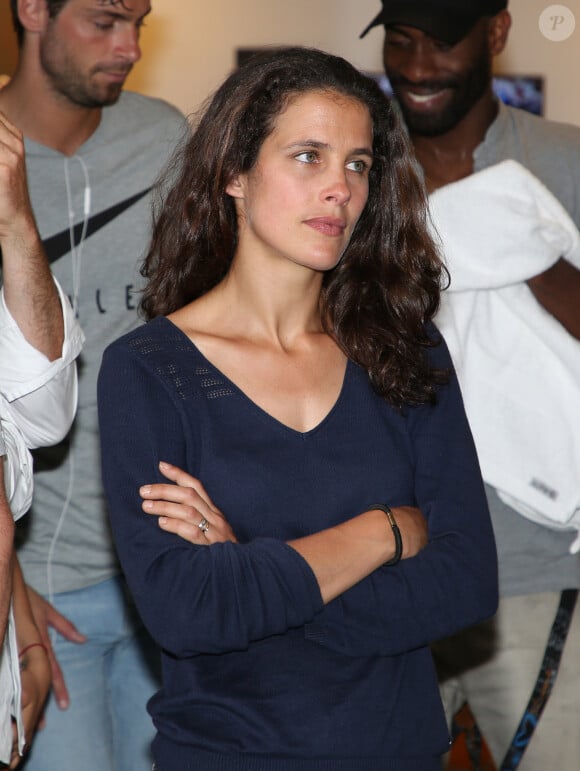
361,2,580,769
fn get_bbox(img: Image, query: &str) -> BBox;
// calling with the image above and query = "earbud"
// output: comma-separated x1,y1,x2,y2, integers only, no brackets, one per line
84,185,91,216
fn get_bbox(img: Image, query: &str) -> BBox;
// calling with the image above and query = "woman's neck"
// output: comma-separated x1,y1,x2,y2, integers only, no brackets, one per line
209,253,326,346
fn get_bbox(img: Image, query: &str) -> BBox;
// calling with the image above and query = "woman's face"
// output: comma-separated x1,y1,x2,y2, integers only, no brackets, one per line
227,89,373,274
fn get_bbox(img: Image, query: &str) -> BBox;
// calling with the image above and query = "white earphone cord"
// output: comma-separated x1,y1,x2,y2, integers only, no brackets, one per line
63,154,91,317
46,156,91,618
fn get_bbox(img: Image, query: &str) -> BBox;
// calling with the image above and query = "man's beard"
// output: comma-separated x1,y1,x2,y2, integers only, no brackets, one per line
50,72,126,108
40,41,130,108
388,48,492,137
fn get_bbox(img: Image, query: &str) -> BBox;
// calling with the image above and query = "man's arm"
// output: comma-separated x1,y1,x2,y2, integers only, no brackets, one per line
527,257,580,340
11,559,50,768
0,112,63,360
0,459,15,646
0,108,84,449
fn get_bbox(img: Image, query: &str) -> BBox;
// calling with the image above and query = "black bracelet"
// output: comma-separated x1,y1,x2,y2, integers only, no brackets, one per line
371,503,402,566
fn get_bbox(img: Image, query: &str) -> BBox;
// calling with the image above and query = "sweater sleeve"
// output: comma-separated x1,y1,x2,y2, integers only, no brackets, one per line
97,338,323,657
304,334,498,657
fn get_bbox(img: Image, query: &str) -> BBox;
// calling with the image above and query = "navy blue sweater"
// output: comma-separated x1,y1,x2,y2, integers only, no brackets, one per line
98,317,497,770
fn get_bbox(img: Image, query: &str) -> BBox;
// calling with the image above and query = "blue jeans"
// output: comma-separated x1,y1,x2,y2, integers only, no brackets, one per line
22,576,160,771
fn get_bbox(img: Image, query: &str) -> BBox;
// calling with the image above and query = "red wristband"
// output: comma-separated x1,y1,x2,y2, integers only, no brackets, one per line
18,642,48,659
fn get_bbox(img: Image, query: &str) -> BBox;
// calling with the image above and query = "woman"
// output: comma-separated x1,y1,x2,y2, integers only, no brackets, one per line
98,47,497,770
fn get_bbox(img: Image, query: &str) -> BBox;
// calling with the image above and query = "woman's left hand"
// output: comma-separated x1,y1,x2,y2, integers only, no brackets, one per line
140,461,238,545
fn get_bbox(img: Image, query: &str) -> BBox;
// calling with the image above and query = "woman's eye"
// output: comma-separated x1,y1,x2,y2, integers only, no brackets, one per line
295,151,319,164
347,159,368,173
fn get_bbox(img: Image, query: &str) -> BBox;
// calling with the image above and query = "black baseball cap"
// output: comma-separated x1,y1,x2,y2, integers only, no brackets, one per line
359,0,508,44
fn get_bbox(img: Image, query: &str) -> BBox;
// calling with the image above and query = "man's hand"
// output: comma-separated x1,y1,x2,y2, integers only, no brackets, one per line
9,644,51,769
0,111,37,246
25,586,86,711
0,111,64,359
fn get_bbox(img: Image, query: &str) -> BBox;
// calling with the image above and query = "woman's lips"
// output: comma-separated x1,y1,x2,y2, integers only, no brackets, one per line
304,217,347,236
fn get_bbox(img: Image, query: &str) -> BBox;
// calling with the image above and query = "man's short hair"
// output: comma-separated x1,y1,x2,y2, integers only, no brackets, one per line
359,0,508,44
10,0,66,45
10,0,130,47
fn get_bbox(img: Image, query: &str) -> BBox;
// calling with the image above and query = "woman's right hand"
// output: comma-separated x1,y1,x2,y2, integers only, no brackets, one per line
382,505,428,560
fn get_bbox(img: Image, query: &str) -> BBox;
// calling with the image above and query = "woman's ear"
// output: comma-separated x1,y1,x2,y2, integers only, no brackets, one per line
225,175,245,199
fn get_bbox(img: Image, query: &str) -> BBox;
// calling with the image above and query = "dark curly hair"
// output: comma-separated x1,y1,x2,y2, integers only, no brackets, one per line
141,46,449,408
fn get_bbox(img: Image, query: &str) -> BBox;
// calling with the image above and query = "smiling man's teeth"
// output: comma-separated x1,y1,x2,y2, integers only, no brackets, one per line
407,91,445,103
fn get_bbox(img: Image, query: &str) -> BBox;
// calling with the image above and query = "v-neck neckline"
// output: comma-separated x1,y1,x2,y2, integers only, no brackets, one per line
159,316,352,438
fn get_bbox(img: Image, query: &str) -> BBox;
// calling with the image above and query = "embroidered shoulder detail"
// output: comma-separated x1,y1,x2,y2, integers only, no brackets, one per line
194,366,235,400
126,330,234,401
127,331,189,357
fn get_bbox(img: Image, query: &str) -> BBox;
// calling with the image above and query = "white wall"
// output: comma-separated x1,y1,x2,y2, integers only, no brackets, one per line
126,0,580,125
495,0,580,124
125,0,381,117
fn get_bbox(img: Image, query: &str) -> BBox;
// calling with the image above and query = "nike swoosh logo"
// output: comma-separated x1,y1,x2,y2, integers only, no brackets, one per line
43,187,152,264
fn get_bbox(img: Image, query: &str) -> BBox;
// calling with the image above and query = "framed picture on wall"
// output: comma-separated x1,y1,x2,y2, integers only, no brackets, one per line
492,75,543,115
